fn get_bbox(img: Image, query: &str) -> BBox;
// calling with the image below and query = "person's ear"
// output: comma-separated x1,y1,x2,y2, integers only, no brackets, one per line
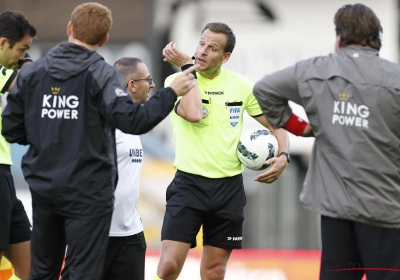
0,37,9,51
127,80,137,92
222,52,231,64
99,34,109,47
67,21,73,37
335,35,341,52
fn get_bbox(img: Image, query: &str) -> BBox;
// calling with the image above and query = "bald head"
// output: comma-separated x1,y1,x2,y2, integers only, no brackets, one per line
114,57,154,104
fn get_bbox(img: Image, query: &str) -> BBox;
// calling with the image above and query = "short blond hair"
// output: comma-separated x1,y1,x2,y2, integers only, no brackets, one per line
71,2,112,45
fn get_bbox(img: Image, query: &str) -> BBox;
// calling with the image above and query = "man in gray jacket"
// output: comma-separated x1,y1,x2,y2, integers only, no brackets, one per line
253,4,400,280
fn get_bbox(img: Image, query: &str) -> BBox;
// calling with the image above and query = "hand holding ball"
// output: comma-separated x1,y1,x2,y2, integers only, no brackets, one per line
237,128,279,170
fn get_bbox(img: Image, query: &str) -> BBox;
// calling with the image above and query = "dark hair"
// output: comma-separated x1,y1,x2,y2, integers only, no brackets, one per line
334,4,382,51
201,22,236,53
114,57,143,79
0,10,36,48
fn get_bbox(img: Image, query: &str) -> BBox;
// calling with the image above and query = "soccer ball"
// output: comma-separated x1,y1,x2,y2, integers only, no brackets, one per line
237,128,279,171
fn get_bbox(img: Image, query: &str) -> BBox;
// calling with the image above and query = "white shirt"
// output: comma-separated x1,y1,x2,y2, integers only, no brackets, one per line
109,129,144,236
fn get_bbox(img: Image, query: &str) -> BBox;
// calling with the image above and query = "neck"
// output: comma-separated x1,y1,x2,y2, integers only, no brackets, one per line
0,59,6,68
68,37,98,51
198,67,221,80
341,43,372,49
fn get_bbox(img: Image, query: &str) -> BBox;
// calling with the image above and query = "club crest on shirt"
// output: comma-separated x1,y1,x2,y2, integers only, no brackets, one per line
202,107,209,119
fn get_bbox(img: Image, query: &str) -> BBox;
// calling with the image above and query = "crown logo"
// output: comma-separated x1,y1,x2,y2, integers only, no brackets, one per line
338,92,349,101
51,87,60,95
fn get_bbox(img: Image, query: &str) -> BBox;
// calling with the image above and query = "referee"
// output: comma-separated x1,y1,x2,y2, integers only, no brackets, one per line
154,22,290,280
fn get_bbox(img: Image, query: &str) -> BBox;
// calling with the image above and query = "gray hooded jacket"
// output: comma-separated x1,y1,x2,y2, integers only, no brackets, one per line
253,46,400,228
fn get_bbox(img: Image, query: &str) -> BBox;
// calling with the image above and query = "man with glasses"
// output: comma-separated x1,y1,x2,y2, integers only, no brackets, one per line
130,75,153,86
100,57,153,280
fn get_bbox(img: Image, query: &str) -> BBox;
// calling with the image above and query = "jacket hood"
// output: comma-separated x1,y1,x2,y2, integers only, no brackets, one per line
46,42,104,80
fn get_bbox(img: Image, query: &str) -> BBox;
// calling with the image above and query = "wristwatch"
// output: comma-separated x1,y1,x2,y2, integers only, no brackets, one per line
279,152,291,163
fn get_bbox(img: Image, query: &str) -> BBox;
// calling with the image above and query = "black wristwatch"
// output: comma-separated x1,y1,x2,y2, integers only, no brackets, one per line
279,152,291,163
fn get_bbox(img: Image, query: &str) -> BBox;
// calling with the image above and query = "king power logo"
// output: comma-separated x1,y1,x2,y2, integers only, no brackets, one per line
41,87,79,119
332,93,369,128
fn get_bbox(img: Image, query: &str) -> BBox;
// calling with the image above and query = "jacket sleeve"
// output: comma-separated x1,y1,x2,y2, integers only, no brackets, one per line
253,63,303,129
1,72,28,145
98,69,177,135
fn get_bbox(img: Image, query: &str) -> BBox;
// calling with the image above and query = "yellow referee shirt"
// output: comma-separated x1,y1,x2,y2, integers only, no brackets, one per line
165,67,263,178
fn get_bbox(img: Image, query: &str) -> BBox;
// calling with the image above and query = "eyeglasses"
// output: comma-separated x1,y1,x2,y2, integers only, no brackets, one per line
132,75,153,85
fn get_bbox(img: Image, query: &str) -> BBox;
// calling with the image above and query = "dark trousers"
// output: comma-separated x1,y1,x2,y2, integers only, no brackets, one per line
102,231,147,280
320,215,400,280
29,202,112,280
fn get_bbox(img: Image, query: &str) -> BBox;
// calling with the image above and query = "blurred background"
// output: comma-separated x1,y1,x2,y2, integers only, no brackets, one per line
2,0,398,279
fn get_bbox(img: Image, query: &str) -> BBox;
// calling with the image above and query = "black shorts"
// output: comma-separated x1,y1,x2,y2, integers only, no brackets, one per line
161,170,246,249
0,164,31,251
102,231,147,280
320,215,400,280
